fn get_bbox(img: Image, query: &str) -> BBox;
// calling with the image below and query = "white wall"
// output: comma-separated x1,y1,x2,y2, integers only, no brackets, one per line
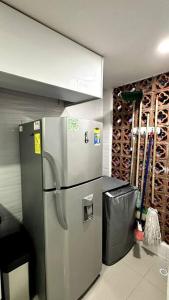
63,99,103,122
102,90,113,176
0,89,64,220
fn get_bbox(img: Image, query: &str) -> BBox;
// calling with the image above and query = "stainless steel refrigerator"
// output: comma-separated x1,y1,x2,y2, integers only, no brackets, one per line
19,117,102,300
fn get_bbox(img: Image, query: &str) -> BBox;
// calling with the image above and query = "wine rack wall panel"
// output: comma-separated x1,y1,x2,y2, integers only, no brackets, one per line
112,71,169,244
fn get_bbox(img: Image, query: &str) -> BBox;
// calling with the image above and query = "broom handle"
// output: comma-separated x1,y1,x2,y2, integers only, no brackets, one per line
141,114,150,195
140,133,153,221
136,101,142,187
152,98,158,204
130,102,135,184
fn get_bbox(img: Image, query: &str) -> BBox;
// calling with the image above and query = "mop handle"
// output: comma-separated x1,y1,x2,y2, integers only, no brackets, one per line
141,114,150,195
130,102,135,185
136,101,142,187
152,98,158,203
140,132,153,221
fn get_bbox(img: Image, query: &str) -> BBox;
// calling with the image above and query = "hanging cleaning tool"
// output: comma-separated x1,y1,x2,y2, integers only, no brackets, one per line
136,113,150,210
144,98,161,245
144,208,161,245
136,100,143,188
152,98,158,204
120,90,143,103
140,114,150,200
140,131,153,221
120,90,143,185
135,128,153,241
130,102,135,185
120,90,144,241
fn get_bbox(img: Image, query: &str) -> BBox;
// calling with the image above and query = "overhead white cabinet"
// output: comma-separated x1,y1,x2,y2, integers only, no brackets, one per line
0,3,103,102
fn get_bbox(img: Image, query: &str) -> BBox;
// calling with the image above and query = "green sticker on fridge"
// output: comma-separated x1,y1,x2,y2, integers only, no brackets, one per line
67,118,79,131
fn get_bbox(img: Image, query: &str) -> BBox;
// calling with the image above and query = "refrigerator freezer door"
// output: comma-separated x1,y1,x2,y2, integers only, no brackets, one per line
44,178,102,300
42,117,102,189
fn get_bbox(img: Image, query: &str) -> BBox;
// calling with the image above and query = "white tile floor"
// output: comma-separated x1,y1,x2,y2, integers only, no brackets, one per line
82,243,168,300
33,243,168,300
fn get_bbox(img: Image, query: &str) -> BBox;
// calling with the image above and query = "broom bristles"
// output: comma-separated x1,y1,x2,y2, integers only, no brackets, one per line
144,207,161,246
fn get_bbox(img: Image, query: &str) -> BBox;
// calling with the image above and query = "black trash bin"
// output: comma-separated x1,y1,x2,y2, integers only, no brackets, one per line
102,177,138,266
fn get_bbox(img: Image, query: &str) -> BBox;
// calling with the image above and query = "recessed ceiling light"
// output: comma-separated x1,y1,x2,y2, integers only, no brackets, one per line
158,38,169,54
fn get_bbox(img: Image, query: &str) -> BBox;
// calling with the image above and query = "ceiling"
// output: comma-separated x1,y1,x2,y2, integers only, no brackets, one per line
3,0,169,89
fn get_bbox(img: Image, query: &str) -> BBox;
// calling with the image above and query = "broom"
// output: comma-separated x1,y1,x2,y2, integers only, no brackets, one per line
135,115,152,241
130,101,135,185
120,90,143,185
144,98,161,245
120,90,144,239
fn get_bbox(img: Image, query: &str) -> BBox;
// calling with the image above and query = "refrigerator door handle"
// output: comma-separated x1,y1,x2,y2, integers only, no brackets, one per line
43,151,61,190
43,151,68,230
54,190,68,230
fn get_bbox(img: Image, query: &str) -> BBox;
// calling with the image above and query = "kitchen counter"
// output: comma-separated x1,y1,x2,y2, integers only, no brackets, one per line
0,204,30,272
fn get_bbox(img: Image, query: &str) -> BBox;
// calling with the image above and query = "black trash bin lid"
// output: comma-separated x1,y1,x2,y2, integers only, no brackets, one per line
102,176,129,193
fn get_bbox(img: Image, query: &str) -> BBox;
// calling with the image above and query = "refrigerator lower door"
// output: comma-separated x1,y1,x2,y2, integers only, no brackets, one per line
44,178,102,300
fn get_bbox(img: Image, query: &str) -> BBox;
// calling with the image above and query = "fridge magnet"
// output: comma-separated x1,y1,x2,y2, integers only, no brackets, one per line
94,128,101,145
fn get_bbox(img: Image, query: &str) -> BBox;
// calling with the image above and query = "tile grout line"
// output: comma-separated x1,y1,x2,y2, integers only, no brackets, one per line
125,275,144,300
144,262,167,296
127,263,167,299
125,258,156,299
123,258,154,278
142,263,155,278
145,277,167,296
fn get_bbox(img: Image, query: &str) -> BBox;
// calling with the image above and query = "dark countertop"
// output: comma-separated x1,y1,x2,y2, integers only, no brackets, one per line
0,205,31,272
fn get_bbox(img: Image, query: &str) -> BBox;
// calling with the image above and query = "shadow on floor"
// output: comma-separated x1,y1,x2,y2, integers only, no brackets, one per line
132,242,157,259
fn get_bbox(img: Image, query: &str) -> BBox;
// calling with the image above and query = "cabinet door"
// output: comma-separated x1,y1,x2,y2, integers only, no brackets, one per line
0,3,103,101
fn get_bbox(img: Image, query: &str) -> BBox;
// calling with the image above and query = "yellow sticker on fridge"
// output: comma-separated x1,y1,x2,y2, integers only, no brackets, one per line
34,133,41,154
